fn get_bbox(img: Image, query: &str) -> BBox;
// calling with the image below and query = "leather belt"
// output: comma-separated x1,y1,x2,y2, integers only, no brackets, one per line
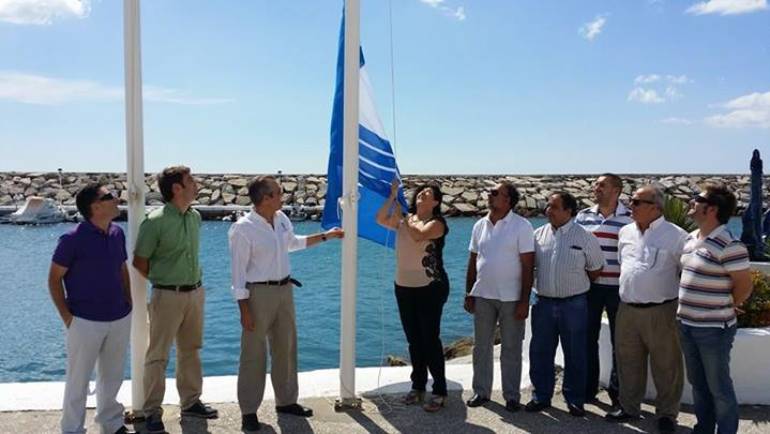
247,276,302,288
153,281,202,292
625,297,677,309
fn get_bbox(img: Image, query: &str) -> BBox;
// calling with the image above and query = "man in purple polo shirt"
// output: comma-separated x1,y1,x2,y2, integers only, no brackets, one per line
48,183,134,434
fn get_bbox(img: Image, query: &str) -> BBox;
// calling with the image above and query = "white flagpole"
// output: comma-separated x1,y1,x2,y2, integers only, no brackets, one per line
123,0,148,413
337,0,362,409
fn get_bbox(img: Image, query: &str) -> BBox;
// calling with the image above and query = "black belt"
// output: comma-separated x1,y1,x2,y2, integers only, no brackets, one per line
153,281,202,292
625,297,677,309
247,276,302,288
537,292,588,301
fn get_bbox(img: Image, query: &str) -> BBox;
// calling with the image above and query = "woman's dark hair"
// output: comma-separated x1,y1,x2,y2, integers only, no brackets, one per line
158,165,191,202
75,183,103,220
408,184,444,217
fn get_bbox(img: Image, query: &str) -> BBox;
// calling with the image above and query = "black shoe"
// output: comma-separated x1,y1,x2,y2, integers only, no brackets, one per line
114,427,136,434
524,399,551,412
276,403,313,417
505,400,521,412
605,408,639,422
144,416,167,434
586,396,602,405
241,413,261,432
658,417,677,433
465,394,490,408
568,403,586,417
181,401,219,419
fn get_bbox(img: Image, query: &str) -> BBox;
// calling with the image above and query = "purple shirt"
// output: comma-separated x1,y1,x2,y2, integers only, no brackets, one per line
52,221,131,322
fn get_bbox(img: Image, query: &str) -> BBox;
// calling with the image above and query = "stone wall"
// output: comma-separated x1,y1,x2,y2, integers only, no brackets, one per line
0,172,758,217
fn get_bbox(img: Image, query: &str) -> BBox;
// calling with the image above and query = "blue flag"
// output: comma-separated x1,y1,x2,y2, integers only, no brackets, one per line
322,13,407,248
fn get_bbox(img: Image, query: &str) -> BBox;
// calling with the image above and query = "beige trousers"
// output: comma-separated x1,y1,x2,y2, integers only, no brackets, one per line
238,283,298,415
615,300,683,419
142,287,204,417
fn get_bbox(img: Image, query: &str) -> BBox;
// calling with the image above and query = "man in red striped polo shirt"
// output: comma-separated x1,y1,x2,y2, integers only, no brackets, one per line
575,173,633,407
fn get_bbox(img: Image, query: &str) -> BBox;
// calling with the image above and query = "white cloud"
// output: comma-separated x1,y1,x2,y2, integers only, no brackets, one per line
0,0,90,25
628,74,691,104
705,91,770,128
628,88,665,104
661,117,694,125
579,14,608,41
0,71,233,105
635,74,662,84
686,0,768,15
452,6,466,21
418,0,466,21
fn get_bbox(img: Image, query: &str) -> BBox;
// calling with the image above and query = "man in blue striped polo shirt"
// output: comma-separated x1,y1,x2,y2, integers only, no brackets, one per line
575,173,633,407
678,184,752,434
528,192,605,417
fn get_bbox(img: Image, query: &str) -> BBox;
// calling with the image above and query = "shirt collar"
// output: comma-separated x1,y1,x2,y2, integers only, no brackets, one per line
483,209,514,225
700,224,728,241
589,201,630,218
247,210,281,228
82,219,113,235
551,218,574,234
163,202,191,217
648,215,665,230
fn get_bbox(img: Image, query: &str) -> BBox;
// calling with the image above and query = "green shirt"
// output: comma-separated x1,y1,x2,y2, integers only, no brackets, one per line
134,203,202,286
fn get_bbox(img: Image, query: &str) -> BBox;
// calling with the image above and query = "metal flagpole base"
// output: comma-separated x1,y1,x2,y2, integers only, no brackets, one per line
334,397,363,412
123,410,145,424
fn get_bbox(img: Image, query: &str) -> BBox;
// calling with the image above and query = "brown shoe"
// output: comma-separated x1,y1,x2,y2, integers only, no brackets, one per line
401,389,425,405
422,394,446,412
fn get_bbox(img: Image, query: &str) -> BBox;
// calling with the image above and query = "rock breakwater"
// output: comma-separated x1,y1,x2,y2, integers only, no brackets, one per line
0,172,757,218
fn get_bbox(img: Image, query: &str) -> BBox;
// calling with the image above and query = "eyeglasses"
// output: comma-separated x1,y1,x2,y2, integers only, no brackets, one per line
97,192,116,202
630,198,655,206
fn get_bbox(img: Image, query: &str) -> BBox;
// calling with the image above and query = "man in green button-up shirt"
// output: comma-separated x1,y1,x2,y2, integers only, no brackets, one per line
133,166,217,433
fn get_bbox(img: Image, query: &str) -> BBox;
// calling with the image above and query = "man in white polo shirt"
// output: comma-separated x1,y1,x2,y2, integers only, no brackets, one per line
464,181,535,412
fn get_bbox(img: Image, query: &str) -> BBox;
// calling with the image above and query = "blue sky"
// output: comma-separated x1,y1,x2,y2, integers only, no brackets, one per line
0,0,768,174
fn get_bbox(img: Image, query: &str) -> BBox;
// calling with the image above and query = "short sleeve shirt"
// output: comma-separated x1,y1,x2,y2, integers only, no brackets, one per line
52,221,131,321
534,220,606,298
134,203,202,286
678,225,750,328
468,211,535,302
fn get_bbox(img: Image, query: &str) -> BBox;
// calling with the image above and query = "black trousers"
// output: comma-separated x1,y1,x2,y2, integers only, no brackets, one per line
395,281,448,396
586,283,620,403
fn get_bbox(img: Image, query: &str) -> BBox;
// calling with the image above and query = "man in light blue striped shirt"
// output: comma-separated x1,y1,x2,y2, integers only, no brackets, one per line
526,192,605,417
575,173,633,407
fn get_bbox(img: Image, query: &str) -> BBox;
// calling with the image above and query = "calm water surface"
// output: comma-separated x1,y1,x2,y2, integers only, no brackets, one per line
0,216,740,382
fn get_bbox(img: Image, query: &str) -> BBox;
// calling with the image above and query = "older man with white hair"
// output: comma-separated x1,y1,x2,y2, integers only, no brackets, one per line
606,185,687,434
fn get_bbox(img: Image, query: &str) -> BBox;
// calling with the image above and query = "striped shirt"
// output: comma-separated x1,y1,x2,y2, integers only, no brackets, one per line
534,219,606,298
575,203,633,287
677,225,750,328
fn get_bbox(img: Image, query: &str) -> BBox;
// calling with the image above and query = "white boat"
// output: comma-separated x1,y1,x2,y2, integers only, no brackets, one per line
1,197,68,225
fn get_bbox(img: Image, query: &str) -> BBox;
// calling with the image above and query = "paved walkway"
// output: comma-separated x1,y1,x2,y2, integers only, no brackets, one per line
2,386,769,434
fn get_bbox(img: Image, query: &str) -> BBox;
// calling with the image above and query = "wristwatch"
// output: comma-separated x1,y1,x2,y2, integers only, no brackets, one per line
321,233,328,242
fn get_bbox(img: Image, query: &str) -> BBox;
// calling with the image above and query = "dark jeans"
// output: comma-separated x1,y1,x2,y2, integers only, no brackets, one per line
395,281,448,396
678,323,739,434
530,293,588,407
586,283,620,403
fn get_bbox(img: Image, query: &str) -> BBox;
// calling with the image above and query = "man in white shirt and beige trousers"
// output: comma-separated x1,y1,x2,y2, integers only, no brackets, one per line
606,184,688,434
228,176,343,432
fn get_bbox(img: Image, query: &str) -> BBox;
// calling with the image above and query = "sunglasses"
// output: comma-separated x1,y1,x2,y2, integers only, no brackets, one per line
97,192,116,202
691,195,715,205
630,198,655,206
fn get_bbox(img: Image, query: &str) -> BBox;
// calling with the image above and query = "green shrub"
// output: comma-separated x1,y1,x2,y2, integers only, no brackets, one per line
737,270,770,328
663,194,697,233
